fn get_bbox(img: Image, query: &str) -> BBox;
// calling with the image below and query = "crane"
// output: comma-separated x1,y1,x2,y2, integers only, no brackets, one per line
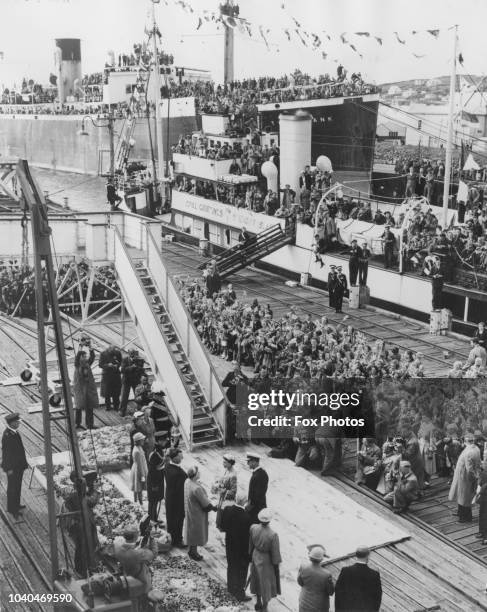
15,159,145,611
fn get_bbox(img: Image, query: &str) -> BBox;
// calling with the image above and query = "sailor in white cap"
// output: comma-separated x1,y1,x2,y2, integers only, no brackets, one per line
246,452,269,523
297,545,334,612
130,431,148,505
249,507,281,611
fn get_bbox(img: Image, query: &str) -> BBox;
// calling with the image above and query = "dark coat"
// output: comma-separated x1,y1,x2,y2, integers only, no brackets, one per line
147,449,165,503
164,463,187,517
1,428,28,473
334,563,382,612
247,467,269,522
98,347,122,395
219,504,252,563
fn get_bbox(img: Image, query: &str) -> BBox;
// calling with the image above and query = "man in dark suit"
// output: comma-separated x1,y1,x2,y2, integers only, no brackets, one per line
218,491,252,602
335,546,382,612
327,265,337,309
1,413,29,519
335,266,348,314
164,447,187,547
245,452,269,523
348,239,363,286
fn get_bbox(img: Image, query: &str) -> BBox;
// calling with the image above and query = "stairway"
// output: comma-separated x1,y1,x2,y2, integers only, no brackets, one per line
115,116,137,175
198,223,295,278
133,261,224,448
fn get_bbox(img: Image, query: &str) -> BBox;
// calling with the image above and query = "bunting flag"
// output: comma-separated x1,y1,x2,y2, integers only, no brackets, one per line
458,53,464,65
156,0,452,65
349,44,362,58
295,29,308,46
311,34,322,49
259,25,270,50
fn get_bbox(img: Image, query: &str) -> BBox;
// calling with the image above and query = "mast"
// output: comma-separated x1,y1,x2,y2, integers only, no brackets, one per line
221,0,238,85
442,25,458,229
151,0,165,192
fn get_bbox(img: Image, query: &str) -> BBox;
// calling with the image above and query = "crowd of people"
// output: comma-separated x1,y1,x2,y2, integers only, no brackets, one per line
0,260,120,319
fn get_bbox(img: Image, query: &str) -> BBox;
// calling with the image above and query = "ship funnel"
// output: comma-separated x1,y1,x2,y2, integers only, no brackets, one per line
278,110,312,197
55,38,82,103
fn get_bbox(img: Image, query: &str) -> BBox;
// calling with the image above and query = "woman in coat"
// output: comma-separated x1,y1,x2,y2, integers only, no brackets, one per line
212,453,238,506
130,432,148,505
73,350,99,430
249,508,282,612
297,546,335,612
184,465,216,561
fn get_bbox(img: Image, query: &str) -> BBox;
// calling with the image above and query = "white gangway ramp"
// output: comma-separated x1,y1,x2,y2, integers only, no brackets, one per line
112,225,226,450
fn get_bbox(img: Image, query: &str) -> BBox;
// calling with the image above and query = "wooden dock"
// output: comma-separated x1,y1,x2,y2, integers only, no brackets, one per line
0,243,485,611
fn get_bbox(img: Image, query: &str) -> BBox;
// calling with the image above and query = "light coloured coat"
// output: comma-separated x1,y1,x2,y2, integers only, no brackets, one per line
184,478,211,546
448,443,481,507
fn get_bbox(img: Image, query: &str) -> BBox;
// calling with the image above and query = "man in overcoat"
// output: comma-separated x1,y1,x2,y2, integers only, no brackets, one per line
449,433,481,522
164,447,187,546
1,413,28,519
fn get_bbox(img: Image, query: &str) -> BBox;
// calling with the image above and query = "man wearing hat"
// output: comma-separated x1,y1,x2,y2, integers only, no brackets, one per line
384,460,419,514
327,266,337,309
63,470,100,576
334,266,347,314
218,491,252,602
335,545,382,612
147,433,170,522
246,452,269,524
112,523,158,596
297,546,334,612
1,413,28,519
348,239,363,287
383,225,396,269
164,447,187,547
449,433,481,522
120,349,145,417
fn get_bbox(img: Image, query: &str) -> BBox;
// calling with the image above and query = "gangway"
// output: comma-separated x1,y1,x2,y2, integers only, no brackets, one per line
112,225,227,449
198,223,295,278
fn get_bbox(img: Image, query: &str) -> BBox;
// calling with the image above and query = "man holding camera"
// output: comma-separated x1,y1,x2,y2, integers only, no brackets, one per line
112,523,158,596
98,345,122,412
120,349,145,416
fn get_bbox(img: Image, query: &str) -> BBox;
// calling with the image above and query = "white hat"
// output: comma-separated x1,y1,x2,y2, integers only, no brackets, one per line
133,432,146,442
258,508,272,523
246,451,261,461
133,411,144,419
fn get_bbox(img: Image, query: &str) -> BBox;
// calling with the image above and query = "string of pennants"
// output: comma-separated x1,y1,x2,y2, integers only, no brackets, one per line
157,0,449,62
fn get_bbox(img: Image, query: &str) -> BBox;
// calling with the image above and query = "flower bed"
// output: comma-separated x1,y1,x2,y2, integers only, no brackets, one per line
77,424,131,472
151,555,241,612
38,463,144,535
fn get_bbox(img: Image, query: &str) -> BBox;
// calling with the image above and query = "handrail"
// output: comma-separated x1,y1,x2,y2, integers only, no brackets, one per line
112,226,205,448
145,227,227,442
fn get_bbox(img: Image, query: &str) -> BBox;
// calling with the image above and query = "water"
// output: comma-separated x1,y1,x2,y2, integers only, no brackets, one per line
32,167,108,213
